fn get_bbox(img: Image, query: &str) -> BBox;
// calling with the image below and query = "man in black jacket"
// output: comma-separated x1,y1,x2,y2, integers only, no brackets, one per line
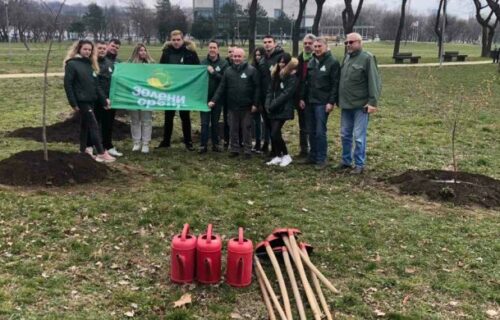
157,30,200,151
258,35,284,154
209,48,260,158
96,39,122,157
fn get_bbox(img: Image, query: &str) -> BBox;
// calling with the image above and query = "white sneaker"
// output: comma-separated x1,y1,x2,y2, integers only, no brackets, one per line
266,156,282,166
84,147,95,159
279,155,293,167
141,144,149,153
95,152,116,163
107,147,123,157
132,143,141,152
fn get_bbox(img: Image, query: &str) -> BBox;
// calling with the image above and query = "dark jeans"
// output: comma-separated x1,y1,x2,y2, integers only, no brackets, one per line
253,112,262,148
306,104,329,164
79,103,104,154
261,108,271,147
200,104,222,147
270,119,288,157
229,109,252,154
94,108,116,150
162,110,192,146
297,107,309,154
222,105,230,145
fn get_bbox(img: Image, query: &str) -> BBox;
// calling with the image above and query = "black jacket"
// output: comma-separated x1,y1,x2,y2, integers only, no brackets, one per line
201,54,228,101
97,56,114,98
301,51,340,105
265,58,299,120
64,56,106,108
159,40,200,65
258,46,284,103
211,62,260,111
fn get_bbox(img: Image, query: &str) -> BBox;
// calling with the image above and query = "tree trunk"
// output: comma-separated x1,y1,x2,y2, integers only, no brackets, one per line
248,0,257,56
312,0,326,36
481,26,490,57
393,0,408,57
435,0,444,58
293,0,307,57
342,0,365,35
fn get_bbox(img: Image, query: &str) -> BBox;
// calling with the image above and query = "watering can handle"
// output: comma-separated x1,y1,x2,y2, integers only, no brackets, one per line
205,257,213,275
237,257,244,282
238,227,244,245
206,224,213,244
176,254,186,276
180,224,189,241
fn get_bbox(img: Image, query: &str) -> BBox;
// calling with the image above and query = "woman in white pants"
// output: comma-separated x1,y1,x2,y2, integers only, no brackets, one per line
128,43,154,153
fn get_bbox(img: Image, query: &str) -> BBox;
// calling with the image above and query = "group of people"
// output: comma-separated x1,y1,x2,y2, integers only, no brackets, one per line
63,30,381,173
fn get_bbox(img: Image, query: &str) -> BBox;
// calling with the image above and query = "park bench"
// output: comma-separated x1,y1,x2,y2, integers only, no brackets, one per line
393,52,421,64
442,51,468,62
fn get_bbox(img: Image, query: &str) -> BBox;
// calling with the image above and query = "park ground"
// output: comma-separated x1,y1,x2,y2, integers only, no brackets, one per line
0,42,499,319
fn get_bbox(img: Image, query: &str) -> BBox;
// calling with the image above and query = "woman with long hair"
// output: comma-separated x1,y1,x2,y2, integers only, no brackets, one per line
128,43,155,153
63,40,115,163
251,47,266,153
264,52,298,167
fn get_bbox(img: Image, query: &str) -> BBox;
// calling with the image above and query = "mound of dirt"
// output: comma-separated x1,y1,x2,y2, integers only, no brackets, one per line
0,150,110,187
388,170,500,208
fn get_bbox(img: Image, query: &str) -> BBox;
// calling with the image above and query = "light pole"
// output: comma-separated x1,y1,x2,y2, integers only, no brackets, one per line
4,0,11,60
290,13,294,43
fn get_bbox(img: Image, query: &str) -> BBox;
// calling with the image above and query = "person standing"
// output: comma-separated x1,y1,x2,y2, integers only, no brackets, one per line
300,37,340,170
157,30,200,151
265,53,298,167
251,47,265,153
221,45,235,150
337,33,381,174
209,48,260,159
296,34,316,158
199,40,228,154
258,35,284,154
63,40,115,163
128,43,155,153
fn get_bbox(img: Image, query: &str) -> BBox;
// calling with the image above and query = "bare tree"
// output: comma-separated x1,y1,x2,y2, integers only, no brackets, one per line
485,0,500,18
127,0,155,44
342,0,364,36
312,0,326,36
393,0,408,56
435,0,445,59
293,0,307,56
248,0,257,55
473,0,498,57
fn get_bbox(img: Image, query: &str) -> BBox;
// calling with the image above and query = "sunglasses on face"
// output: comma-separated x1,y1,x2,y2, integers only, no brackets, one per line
344,40,359,45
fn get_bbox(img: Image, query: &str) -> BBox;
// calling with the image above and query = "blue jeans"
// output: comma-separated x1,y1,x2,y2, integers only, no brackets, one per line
340,108,369,168
306,104,329,164
200,104,222,147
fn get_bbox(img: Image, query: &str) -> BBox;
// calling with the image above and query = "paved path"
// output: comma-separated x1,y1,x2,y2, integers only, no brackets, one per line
0,60,493,79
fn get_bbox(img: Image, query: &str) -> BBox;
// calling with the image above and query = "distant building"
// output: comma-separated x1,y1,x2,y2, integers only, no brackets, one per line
193,0,316,29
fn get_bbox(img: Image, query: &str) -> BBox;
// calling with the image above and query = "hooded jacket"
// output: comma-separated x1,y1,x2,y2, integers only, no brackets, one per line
201,54,229,101
211,62,260,111
258,46,285,103
159,40,200,65
265,58,299,120
64,56,106,108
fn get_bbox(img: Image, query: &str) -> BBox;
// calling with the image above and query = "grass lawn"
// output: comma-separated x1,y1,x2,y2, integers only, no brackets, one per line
0,61,499,318
0,41,492,74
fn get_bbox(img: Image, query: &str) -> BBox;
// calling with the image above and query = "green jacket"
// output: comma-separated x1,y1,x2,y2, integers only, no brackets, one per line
339,49,381,109
64,56,106,108
258,46,285,103
211,62,260,111
97,56,114,98
301,51,340,105
201,54,228,101
265,58,299,120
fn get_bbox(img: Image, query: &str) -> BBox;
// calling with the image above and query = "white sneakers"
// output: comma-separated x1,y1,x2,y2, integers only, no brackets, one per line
107,147,123,157
132,143,141,152
84,147,95,159
141,144,149,153
266,155,293,167
279,155,293,167
95,151,116,163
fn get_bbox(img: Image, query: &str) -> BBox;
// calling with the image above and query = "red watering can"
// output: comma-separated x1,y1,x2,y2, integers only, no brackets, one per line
226,227,253,287
196,224,222,284
170,224,197,283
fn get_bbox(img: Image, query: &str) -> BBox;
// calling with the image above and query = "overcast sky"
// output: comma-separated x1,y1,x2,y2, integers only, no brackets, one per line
68,0,476,19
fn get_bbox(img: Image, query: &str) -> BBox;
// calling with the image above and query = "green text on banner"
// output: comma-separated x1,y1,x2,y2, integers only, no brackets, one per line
109,63,209,111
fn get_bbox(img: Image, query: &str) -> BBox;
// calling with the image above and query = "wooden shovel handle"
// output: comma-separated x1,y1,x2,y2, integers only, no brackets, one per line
283,249,307,320
266,245,293,320
296,248,340,294
256,263,277,320
254,255,288,320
